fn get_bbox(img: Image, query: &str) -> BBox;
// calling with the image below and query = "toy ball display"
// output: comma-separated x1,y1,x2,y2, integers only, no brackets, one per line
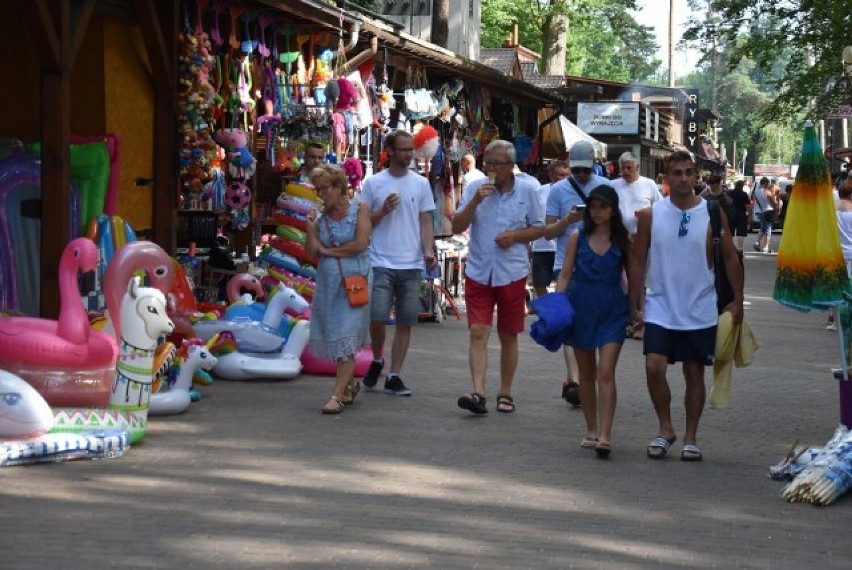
225,181,252,209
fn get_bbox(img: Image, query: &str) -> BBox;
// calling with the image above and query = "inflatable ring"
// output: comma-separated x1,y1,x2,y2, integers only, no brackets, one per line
272,211,307,231
284,182,320,203
276,224,306,244
270,236,318,265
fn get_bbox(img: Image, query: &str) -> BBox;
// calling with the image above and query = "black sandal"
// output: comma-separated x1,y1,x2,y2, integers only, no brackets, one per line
496,394,515,413
457,392,487,415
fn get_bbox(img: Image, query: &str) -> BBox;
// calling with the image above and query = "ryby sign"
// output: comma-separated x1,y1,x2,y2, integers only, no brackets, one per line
684,88,700,150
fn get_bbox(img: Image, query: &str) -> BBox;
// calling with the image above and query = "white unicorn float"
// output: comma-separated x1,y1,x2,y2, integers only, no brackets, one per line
197,283,310,380
52,277,175,444
192,281,308,352
149,336,218,416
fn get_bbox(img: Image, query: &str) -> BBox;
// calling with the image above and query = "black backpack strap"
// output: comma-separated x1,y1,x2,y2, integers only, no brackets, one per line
707,199,722,244
567,178,588,204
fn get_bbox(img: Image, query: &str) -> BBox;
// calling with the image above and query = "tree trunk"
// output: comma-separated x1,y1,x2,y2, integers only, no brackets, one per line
541,11,568,75
431,0,449,48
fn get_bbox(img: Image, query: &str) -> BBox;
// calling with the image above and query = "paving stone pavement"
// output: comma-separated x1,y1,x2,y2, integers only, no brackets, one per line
2,244,851,569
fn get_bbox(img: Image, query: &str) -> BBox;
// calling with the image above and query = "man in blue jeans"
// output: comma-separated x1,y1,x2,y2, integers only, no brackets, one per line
359,131,436,395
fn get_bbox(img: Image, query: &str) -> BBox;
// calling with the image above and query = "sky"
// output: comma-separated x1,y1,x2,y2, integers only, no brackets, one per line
632,0,702,79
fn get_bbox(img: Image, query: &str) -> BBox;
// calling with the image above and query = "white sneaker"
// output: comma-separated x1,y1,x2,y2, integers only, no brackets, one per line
827,323,838,331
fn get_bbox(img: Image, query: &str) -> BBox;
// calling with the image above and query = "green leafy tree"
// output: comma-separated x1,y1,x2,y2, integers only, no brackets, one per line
683,0,852,121
481,0,660,81
683,49,802,174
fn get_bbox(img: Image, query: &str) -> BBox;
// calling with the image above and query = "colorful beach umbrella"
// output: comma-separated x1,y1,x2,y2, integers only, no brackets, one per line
773,121,850,310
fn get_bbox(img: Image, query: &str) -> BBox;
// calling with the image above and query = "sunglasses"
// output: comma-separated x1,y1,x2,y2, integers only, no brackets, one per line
678,212,691,237
571,167,592,174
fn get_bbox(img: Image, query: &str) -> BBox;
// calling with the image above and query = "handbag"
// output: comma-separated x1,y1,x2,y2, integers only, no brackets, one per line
324,215,369,307
340,268,369,307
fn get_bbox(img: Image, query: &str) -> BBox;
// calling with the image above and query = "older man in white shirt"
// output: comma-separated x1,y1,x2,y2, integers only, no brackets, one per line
610,151,662,236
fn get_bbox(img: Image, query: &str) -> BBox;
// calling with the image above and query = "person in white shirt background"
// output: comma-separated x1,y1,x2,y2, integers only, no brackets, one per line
459,153,486,204
610,151,663,236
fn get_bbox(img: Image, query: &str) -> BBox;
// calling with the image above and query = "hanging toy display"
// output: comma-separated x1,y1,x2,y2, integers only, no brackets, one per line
225,181,252,231
213,128,257,180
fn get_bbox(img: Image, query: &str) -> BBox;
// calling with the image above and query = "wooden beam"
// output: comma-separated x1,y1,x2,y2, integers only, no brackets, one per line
31,0,62,71
134,0,174,91
39,1,73,319
69,0,97,66
137,0,178,251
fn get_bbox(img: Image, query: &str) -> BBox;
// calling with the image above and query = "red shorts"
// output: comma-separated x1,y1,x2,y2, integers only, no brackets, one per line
464,276,527,334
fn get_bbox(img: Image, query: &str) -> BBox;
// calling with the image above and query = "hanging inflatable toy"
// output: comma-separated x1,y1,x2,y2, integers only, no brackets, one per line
0,238,118,408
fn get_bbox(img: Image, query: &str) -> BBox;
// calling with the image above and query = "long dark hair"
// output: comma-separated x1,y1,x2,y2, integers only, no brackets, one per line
582,195,632,272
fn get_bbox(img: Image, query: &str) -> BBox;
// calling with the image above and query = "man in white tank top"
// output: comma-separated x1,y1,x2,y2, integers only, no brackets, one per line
628,151,743,462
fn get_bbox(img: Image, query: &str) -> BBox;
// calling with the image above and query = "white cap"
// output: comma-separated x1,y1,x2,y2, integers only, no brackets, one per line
569,140,596,169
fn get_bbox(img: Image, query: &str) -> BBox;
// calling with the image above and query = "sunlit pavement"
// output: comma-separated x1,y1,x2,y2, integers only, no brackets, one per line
2,246,850,569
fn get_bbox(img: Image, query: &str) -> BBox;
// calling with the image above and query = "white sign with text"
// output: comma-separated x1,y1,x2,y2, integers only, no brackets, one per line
577,102,640,135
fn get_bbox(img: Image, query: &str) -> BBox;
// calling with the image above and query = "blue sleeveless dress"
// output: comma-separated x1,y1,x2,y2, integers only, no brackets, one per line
565,231,628,350
308,200,371,360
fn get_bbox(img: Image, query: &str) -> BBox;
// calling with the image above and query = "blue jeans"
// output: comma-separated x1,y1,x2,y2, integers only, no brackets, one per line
370,267,423,326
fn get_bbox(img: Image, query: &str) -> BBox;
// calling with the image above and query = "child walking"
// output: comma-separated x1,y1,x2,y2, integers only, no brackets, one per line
555,185,631,457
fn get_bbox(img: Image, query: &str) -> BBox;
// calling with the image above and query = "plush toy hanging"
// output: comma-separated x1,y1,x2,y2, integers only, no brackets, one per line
342,156,364,193
413,125,440,178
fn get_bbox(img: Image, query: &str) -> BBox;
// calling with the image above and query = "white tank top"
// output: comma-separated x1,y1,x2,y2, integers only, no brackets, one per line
645,198,718,329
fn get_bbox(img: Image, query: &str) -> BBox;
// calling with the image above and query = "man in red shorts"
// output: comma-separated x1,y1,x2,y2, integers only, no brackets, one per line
451,140,545,414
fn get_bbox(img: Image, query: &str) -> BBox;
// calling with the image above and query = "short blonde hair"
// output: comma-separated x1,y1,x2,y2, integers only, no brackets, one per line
308,164,349,196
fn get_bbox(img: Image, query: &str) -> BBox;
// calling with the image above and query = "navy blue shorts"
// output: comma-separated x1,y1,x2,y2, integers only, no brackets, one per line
643,323,716,366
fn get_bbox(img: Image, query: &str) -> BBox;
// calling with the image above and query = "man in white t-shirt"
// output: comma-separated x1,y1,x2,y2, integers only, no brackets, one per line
359,130,437,396
531,160,569,298
611,151,662,236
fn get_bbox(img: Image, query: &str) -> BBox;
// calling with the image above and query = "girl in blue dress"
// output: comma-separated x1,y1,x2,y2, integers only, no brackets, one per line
306,164,372,415
555,185,631,457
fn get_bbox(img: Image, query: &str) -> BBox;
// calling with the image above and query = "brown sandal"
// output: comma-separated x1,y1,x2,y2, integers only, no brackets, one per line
341,380,361,406
322,396,345,415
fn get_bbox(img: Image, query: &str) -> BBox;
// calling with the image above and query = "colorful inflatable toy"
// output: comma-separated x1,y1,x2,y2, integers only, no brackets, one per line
51,277,175,444
149,336,218,416
300,345,373,377
194,282,307,352
0,238,118,407
208,321,308,380
0,369,130,467
0,369,53,439
101,241,174,343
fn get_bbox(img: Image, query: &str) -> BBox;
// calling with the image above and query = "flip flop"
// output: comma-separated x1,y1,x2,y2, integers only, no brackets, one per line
647,435,676,459
681,443,703,462
580,436,598,449
594,441,612,458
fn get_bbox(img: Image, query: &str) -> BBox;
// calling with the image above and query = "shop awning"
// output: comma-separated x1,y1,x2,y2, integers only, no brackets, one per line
538,108,607,159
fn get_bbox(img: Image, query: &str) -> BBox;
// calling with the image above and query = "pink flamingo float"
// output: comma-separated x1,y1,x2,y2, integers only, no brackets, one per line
0,238,118,407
